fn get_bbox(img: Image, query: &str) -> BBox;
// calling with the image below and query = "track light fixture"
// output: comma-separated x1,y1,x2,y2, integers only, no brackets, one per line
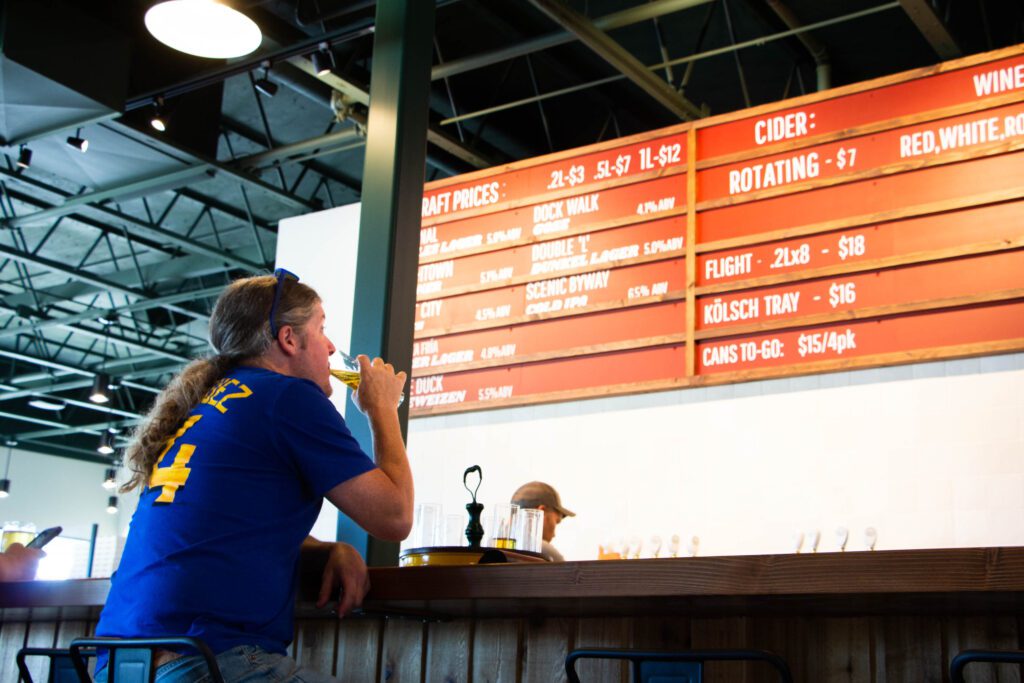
97,431,115,455
102,467,118,490
90,373,112,404
145,0,262,59
311,42,335,77
151,97,167,132
66,128,89,153
16,146,32,170
107,495,119,514
254,61,278,97
0,441,13,499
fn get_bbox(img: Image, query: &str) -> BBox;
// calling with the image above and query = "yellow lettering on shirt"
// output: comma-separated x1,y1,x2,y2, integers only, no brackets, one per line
200,378,253,414
149,415,202,504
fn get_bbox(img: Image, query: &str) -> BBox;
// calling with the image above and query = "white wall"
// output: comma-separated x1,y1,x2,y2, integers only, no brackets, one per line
407,353,1024,560
0,447,132,540
277,203,361,541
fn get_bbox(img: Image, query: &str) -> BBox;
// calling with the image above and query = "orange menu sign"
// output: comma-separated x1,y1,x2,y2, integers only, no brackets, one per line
411,46,1024,414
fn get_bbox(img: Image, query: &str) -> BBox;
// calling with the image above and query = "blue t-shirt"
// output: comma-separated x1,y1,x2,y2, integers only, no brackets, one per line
96,366,376,656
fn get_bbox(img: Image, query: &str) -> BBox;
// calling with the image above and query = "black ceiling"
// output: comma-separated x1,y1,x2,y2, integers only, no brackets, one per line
0,0,1020,462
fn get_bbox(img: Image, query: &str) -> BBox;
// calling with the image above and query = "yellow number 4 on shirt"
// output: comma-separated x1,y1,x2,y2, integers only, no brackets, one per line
149,415,202,504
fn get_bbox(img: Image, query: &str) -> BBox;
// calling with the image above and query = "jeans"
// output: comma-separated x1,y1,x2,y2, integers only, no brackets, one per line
95,645,343,683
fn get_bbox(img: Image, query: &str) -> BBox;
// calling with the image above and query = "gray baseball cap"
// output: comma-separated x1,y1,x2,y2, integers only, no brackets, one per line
511,481,575,517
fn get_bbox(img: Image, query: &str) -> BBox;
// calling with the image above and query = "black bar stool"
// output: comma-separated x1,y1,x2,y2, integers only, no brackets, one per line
68,637,225,683
16,647,86,683
951,649,1024,682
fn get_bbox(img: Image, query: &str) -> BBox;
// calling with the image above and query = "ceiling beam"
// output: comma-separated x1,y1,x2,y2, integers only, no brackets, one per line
2,167,213,228
219,116,363,194
898,0,962,59
0,242,202,320
765,0,831,90
526,0,704,120
442,3,902,126
0,285,220,341
433,0,715,81
0,169,265,272
2,149,311,238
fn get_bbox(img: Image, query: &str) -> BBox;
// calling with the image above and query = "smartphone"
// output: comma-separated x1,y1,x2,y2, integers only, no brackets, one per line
26,526,62,549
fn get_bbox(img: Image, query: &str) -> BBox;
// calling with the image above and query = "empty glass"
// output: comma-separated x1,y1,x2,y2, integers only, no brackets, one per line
516,508,543,553
410,503,442,548
443,513,464,547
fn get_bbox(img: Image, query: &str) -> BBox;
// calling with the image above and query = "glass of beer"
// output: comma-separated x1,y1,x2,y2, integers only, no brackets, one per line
1,521,35,552
487,503,519,550
330,352,405,406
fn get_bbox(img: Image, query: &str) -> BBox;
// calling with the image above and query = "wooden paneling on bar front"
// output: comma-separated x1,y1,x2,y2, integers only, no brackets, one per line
411,45,1024,415
2,548,1023,682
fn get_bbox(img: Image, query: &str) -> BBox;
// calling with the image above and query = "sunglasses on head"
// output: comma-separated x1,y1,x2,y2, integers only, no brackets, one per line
269,268,299,338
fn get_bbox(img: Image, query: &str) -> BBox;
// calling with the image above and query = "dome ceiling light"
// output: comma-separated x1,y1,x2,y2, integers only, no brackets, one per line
145,1,262,59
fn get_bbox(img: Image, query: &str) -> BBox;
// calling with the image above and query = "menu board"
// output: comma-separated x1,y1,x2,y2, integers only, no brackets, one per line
410,46,1024,414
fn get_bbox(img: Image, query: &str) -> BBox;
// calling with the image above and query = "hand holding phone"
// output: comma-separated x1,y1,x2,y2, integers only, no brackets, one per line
26,526,61,550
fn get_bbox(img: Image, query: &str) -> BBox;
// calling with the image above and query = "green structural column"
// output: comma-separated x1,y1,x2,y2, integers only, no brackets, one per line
339,0,436,566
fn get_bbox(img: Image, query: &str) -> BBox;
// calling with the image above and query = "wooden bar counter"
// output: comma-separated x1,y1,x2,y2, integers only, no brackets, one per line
2,547,1022,682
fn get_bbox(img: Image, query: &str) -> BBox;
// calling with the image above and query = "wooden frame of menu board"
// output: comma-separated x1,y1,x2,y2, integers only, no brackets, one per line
410,44,1024,415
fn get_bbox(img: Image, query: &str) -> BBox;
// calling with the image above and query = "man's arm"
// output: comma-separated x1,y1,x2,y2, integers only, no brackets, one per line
300,537,370,617
325,355,414,542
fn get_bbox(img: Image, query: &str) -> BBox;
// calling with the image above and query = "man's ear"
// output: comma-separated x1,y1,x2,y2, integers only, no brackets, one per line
276,324,300,357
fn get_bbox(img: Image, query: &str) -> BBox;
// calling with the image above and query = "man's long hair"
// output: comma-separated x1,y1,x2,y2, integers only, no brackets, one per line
121,275,320,492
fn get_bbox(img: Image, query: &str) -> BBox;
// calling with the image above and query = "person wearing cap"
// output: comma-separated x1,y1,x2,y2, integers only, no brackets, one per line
510,481,575,562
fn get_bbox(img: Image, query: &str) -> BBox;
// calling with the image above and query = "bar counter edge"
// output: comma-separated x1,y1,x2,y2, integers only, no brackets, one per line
3,546,1023,621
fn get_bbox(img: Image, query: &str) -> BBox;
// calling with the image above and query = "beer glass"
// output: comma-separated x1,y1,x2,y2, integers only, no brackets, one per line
443,513,464,547
330,352,405,406
1,521,35,552
516,508,543,553
411,503,442,548
488,503,519,549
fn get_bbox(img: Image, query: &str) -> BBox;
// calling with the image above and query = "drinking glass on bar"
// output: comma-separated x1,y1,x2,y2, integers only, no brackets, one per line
516,508,543,553
443,513,464,547
411,503,442,548
488,503,519,549
330,351,405,406
1,521,35,552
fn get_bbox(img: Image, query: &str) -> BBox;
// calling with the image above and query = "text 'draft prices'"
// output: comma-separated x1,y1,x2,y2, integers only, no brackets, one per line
421,132,687,221
698,250,1024,331
698,54,1024,161
412,302,687,374
419,175,686,261
700,101,1024,203
414,259,686,337
698,301,1024,375
416,216,686,297
697,201,1024,287
699,151,1024,245
408,345,687,412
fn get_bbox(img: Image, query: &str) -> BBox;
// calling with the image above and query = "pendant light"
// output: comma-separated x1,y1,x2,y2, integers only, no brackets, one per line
0,440,15,499
145,1,262,59
102,467,118,490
